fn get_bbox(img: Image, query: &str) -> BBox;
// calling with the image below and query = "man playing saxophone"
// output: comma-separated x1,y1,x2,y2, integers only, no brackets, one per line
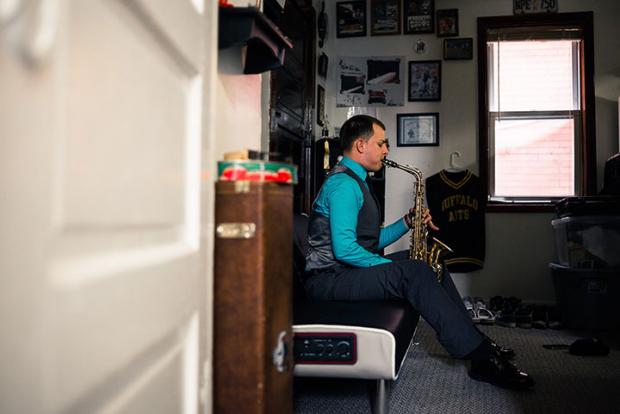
305,115,533,389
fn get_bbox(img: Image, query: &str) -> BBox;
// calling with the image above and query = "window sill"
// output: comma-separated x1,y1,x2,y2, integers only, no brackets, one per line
486,202,556,213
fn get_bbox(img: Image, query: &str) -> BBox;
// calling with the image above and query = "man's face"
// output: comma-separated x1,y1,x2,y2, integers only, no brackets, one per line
359,123,389,171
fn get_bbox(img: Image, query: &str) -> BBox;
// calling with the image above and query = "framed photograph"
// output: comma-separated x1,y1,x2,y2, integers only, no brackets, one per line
443,38,473,60
318,52,329,77
436,9,458,37
443,37,474,60
403,0,434,34
337,1,367,38
317,84,326,126
370,0,400,35
408,60,441,101
397,113,439,147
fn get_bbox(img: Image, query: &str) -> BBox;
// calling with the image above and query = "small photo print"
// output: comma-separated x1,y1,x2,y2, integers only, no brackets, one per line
408,60,441,101
340,74,366,94
367,59,401,85
337,1,367,38
437,8,458,37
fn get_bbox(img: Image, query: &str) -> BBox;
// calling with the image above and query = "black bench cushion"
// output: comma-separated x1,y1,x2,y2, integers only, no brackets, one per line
292,214,420,376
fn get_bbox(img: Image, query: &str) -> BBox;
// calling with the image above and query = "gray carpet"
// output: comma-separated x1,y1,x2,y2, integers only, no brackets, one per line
294,321,620,413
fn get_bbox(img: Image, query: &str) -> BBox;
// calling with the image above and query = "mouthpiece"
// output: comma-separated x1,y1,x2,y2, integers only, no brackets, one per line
382,158,398,168
381,158,421,177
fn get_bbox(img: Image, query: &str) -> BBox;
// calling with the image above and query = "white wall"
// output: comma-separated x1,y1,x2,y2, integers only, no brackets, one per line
215,48,263,158
319,0,620,302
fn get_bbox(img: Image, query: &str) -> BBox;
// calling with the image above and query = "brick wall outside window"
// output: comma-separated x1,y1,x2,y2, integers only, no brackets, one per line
494,118,574,196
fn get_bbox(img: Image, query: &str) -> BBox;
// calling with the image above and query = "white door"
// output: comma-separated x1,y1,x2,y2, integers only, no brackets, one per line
0,1,215,413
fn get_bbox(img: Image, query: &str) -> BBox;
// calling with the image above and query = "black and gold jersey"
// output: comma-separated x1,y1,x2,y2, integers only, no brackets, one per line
426,170,486,272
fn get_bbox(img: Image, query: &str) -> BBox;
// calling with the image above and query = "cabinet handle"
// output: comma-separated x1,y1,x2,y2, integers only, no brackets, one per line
216,223,256,239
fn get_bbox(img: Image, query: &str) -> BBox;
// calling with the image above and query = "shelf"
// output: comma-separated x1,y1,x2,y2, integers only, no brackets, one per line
219,7,293,74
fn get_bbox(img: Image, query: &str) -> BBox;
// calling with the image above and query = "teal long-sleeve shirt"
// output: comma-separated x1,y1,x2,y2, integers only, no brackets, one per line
313,156,409,267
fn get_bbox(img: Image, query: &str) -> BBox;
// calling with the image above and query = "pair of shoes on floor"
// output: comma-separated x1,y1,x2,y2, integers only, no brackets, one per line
515,305,533,329
463,296,495,324
490,296,536,329
469,347,534,390
495,310,517,328
530,304,563,329
489,296,521,314
497,302,564,330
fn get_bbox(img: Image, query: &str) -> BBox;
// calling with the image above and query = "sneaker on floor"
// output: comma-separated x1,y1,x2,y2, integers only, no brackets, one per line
505,297,522,314
531,304,548,329
495,311,517,328
547,306,564,329
489,295,504,313
515,305,533,329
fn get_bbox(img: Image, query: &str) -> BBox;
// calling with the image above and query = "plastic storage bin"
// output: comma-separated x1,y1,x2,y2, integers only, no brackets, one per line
551,215,620,268
550,263,620,331
555,196,620,217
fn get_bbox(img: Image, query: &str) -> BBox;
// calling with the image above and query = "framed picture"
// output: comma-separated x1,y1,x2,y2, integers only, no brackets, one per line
337,56,404,107
318,52,329,77
337,1,367,38
408,60,441,101
370,0,400,35
443,38,473,60
403,0,434,34
317,84,326,126
397,113,439,147
436,9,458,37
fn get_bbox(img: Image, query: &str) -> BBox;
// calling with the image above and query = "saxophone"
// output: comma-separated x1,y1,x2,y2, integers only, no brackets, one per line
382,158,453,282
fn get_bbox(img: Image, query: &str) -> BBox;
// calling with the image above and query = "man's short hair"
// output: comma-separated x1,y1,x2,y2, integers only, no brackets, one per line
339,115,386,151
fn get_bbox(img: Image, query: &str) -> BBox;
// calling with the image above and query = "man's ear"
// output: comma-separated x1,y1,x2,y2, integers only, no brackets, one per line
354,138,365,153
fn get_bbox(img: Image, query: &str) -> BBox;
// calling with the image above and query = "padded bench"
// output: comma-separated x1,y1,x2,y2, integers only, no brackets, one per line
292,214,420,414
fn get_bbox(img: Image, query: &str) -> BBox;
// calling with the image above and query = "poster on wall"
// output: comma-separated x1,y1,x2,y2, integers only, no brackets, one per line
337,56,405,107
513,0,557,14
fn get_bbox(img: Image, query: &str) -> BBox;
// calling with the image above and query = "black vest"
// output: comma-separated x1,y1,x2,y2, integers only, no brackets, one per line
305,164,381,271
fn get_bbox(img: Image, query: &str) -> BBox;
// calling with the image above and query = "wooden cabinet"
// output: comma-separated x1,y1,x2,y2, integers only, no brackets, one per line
214,181,293,414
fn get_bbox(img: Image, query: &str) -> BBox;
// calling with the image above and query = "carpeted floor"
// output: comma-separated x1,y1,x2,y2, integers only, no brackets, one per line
294,321,620,413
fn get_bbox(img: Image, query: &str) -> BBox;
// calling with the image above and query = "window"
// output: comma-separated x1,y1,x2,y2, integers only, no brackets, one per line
478,13,596,211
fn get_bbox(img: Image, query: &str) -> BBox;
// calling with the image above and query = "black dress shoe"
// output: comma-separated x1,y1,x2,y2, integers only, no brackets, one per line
477,331,516,359
490,340,516,360
469,355,534,390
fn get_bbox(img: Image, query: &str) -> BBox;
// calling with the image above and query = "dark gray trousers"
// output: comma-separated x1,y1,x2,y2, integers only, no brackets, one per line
305,251,483,358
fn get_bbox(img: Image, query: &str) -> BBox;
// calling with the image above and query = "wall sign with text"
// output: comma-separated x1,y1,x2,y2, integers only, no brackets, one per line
513,0,557,14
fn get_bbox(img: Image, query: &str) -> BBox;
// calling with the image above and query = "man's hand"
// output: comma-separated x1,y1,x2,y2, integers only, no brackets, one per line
422,208,439,231
404,208,440,231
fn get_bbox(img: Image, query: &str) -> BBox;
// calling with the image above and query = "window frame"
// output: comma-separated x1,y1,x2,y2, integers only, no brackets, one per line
477,12,596,212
